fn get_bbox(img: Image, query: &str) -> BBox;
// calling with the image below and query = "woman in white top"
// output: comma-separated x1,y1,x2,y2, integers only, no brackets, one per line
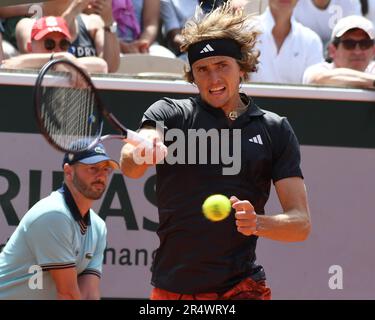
250,0,324,84
360,0,375,23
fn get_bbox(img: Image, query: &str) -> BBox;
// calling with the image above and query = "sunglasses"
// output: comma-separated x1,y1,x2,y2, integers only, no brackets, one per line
337,39,374,50
44,38,71,51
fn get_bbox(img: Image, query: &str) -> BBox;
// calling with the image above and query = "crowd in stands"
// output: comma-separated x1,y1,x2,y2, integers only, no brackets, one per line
0,0,373,89
249,0,324,84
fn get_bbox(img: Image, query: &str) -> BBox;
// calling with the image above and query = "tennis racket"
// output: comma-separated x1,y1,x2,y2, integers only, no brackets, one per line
34,58,152,153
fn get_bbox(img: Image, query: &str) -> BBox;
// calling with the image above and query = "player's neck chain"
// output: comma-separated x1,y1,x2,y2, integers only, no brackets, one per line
227,100,248,121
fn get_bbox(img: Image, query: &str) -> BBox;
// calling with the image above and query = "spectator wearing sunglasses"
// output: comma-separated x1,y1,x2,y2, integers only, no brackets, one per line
15,0,120,73
303,15,375,89
28,16,73,53
1,16,108,73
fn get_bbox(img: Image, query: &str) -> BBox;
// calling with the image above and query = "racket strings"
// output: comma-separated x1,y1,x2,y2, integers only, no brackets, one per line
39,68,100,151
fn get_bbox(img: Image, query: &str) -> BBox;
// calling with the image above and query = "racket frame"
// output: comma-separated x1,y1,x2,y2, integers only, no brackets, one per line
34,58,132,153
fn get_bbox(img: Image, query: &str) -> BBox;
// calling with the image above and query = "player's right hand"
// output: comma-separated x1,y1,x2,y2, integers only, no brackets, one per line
132,136,168,166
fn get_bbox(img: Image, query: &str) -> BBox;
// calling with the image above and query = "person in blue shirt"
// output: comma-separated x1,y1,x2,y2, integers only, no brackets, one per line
0,143,118,300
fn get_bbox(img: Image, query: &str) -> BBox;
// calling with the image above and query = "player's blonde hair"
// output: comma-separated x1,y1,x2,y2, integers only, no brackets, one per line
180,1,260,83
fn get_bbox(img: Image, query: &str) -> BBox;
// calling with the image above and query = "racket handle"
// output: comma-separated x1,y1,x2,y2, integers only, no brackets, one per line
125,130,153,148
104,112,153,148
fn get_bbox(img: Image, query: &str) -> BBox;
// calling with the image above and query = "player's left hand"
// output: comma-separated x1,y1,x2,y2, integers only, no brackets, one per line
230,196,258,236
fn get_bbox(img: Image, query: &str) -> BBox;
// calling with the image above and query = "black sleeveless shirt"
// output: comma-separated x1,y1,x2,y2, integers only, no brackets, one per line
69,15,97,58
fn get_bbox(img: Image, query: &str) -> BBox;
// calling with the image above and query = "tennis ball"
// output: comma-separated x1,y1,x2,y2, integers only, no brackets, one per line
202,194,231,222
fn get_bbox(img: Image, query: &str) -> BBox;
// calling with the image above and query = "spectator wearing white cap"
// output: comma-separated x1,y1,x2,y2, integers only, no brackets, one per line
303,15,375,88
250,0,324,84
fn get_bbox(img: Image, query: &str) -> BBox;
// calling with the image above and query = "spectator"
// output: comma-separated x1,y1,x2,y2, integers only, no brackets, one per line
0,4,33,53
0,4,34,58
250,0,324,84
113,0,175,57
15,0,120,73
294,0,362,48
160,0,252,59
160,0,198,58
1,16,108,73
303,15,375,88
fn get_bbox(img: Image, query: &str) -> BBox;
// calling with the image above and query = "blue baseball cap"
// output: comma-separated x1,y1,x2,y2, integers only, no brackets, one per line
63,143,119,169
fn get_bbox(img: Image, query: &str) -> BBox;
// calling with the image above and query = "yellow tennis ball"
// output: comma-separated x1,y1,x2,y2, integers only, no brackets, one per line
202,194,231,222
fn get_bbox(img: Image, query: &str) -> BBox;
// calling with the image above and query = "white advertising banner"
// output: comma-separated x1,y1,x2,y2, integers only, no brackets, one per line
1,132,375,299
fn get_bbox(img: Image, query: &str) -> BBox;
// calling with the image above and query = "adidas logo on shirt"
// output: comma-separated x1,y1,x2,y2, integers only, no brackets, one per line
249,134,263,145
200,44,214,53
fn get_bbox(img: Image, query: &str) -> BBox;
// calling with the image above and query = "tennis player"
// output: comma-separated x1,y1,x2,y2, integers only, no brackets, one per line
120,2,311,300
0,143,117,299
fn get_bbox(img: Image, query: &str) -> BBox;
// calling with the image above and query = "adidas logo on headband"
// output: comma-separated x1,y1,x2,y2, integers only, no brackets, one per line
200,44,214,53
188,38,242,66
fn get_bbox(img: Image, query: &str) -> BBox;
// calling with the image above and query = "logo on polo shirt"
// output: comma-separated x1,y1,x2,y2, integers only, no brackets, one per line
249,134,263,145
94,146,105,154
85,253,93,260
200,44,214,53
